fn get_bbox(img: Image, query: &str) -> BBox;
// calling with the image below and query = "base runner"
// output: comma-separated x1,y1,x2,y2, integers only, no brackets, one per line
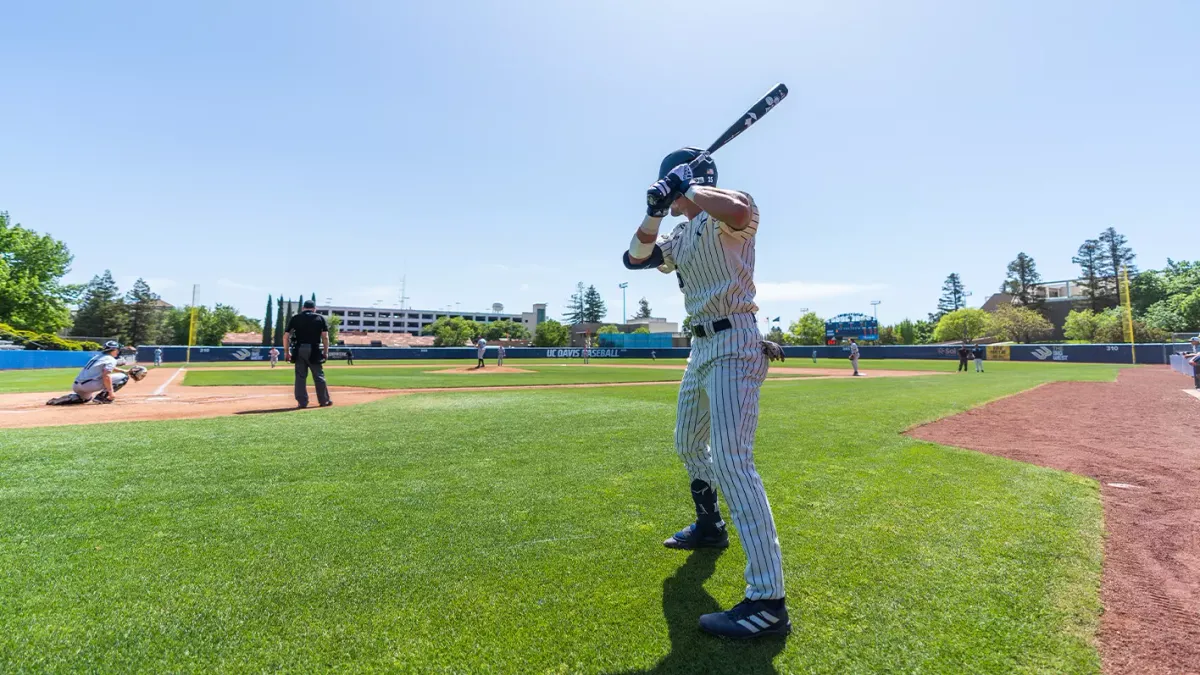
623,147,789,639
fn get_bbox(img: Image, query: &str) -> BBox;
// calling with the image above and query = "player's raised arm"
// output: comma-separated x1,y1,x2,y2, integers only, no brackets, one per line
684,186,754,231
624,209,668,269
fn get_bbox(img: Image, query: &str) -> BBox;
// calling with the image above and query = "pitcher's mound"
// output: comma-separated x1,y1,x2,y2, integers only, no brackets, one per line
428,366,534,374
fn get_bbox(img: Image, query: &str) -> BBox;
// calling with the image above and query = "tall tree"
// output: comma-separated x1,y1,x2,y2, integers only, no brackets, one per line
932,308,990,343
262,295,274,345
273,296,285,346
125,278,165,346
634,297,653,319
0,211,77,332
311,292,317,304
582,285,607,323
563,282,586,325
896,318,916,345
327,314,341,344
1097,227,1136,305
196,304,243,345
786,312,826,345
532,318,570,347
936,273,966,318
71,271,128,340
1001,252,1042,306
988,305,1054,343
1072,239,1105,311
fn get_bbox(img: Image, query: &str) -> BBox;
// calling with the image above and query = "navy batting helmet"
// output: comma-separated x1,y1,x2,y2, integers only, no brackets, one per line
658,147,717,187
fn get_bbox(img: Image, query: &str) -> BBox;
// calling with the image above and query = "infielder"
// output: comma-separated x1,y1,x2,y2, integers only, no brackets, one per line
269,346,280,368
46,341,147,405
583,343,590,364
153,347,163,367
476,337,487,369
624,147,789,639
849,338,860,376
497,343,506,367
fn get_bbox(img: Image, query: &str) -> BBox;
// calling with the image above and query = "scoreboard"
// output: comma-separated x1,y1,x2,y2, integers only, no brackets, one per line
825,313,879,342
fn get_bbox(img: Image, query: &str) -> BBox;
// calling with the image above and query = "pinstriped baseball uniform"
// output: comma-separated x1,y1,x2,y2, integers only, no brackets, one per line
655,194,785,601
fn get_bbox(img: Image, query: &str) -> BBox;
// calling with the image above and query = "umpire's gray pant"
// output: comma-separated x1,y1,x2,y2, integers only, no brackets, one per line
294,344,331,407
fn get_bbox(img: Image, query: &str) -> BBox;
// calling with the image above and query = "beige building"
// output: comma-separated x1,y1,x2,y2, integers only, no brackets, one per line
313,303,546,336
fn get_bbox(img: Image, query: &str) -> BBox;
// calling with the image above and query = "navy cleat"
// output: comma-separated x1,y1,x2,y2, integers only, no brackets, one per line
700,598,791,639
664,522,729,550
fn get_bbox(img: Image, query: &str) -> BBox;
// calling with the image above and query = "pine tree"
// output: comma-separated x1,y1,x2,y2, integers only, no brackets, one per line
634,297,653,319
1001,253,1042,306
1098,227,1136,305
262,295,274,345
71,270,128,340
582,285,607,323
934,273,966,319
1072,239,1105,311
125,278,165,346
274,296,285,346
563,282,586,324
311,292,316,304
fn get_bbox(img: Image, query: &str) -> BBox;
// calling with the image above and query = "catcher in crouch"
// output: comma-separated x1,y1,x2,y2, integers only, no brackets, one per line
46,341,147,405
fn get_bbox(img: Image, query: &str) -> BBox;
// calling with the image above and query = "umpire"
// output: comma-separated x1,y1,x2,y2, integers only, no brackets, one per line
283,300,333,408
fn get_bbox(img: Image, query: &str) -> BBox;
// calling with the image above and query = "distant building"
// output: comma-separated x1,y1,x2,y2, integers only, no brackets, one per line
568,318,680,348
310,302,547,336
981,278,1094,340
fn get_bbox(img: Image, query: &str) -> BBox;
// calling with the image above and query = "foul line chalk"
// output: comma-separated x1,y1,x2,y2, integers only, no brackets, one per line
154,368,185,397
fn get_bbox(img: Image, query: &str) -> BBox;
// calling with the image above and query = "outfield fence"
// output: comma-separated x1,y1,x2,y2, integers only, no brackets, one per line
129,343,1178,366
0,351,96,370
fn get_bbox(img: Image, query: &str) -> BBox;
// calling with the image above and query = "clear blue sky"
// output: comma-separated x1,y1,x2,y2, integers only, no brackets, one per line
2,0,1195,327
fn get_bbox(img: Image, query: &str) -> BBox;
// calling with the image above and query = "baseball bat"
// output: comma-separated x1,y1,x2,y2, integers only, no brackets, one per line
692,83,788,166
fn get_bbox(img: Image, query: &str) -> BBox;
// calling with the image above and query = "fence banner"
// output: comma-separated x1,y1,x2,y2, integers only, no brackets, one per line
134,343,1174,365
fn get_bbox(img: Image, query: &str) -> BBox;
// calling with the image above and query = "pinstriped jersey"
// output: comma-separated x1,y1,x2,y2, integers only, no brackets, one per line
658,193,759,324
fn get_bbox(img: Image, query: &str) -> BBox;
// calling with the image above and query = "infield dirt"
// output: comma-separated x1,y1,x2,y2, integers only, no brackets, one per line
909,366,1200,675
0,364,943,429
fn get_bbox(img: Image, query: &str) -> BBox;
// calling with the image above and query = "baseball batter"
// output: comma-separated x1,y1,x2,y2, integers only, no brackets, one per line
623,147,789,639
46,341,147,405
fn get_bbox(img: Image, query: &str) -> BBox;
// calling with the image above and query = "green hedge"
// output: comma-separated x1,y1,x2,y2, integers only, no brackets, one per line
0,323,101,351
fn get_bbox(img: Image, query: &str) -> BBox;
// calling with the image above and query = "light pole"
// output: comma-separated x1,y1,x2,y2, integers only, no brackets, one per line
870,300,881,323
619,282,628,323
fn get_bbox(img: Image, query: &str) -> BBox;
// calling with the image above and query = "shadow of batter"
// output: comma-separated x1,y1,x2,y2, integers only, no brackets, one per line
607,550,785,675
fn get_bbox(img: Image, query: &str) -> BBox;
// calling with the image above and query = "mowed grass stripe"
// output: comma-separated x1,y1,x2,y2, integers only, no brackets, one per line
182,365,688,389
0,366,1115,673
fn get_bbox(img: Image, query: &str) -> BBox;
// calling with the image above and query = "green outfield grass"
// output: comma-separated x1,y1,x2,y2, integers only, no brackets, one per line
0,367,79,393
0,365,1117,673
183,365,692,389
173,357,692,368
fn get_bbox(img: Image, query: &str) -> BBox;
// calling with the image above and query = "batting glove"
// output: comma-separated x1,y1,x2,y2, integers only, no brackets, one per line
647,190,674,217
762,340,785,362
646,178,676,207
664,163,694,193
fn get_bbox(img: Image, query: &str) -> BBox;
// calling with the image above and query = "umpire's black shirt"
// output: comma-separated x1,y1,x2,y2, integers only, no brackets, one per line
287,311,328,347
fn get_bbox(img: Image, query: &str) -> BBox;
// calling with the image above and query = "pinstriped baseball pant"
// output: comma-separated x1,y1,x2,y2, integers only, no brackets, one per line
675,314,785,600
